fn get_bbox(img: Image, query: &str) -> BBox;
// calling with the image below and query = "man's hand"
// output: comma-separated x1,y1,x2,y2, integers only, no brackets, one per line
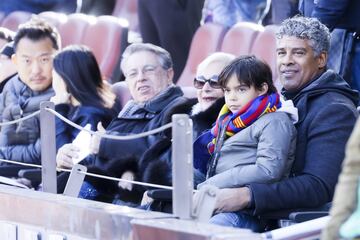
214,187,251,213
56,143,79,169
89,122,106,154
118,171,135,191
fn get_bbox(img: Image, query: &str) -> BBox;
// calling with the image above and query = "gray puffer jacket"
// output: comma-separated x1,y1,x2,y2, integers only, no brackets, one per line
0,75,54,164
198,108,297,189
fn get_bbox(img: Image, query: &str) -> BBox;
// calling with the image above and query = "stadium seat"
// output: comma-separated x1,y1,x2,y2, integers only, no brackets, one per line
0,12,5,25
1,11,32,31
112,0,139,32
81,15,128,83
250,24,281,91
176,23,227,88
111,81,132,108
221,22,264,56
38,11,68,29
57,13,94,47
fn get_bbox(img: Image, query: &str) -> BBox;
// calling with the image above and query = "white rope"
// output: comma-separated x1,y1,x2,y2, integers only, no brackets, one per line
0,158,177,191
77,170,174,190
0,110,40,127
0,109,194,192
0,158,42,168
46,108,173,140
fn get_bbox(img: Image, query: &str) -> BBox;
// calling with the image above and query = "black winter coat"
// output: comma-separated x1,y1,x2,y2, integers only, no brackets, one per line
249,70,359,214
55,103,118,151
0,75,54,164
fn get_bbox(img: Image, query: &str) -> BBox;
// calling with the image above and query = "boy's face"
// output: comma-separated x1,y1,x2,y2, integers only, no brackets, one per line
224,74,266,114
12,37,55,92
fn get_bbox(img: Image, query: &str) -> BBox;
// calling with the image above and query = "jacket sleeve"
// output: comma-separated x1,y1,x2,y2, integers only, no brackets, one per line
249,103,357,215
312,0,351,30
56,106,104,151
0,139,41,165
198,115,296,189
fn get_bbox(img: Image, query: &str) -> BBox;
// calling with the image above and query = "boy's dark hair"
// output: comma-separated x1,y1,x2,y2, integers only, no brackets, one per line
218,55,277,94
13,16,60,52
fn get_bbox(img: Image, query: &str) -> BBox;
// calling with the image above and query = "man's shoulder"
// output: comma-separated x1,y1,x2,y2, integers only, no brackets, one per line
161,96,196,122
301,91,358,129
309,91,357,109
2,75,20,93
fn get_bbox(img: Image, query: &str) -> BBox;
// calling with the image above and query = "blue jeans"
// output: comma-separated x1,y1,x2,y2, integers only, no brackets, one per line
210,211,263,232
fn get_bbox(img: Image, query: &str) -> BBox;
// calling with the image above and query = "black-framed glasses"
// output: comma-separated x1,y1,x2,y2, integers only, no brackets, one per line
193,75,221,89
125,65,160,80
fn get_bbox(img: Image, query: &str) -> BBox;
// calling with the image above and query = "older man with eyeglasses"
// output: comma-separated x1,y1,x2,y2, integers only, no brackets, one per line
56,43,195,198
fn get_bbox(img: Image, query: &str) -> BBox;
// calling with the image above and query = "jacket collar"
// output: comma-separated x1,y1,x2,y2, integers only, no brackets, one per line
282,69,359,105
118,85,184,119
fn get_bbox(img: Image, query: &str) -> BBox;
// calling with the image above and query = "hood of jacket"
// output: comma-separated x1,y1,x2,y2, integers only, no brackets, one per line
282,69,359,125
283,69,359,106
118,85,184,119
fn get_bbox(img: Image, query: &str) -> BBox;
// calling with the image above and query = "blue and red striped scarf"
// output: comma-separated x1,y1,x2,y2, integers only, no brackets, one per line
208,93,282,154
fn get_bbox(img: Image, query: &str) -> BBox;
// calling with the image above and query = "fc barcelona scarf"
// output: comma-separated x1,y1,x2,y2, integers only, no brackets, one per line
207,93,282,154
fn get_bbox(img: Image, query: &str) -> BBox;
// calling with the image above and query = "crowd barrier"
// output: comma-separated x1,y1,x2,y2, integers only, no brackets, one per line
0,101,326,239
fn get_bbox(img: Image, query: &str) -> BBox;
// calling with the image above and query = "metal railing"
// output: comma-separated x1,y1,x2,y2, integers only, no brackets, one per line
0,101,196,220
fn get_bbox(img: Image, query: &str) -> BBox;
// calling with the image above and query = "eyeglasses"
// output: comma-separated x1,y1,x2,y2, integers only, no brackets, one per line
125,65,160,80
193,75,221,89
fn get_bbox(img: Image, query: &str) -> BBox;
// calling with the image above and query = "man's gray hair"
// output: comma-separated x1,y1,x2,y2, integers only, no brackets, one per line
277,16,330,57
120,43,173,71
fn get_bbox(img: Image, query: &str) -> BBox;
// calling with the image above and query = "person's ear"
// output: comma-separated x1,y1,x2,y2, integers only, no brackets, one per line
317,51,327,69
259,82,268,96
11,54,17,65
166,68,174,84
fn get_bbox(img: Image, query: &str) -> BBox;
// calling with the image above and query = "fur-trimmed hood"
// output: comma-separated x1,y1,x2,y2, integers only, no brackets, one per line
191,97,225,139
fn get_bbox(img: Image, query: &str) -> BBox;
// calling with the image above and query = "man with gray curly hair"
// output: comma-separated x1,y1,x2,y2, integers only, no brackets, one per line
207,16,359,231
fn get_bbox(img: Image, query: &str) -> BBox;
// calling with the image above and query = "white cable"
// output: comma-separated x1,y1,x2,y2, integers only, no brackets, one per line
0,158,179,191
0,110,40,127
0,158,42,168
0,109,193,192
77,170,174,190
46,108,173,140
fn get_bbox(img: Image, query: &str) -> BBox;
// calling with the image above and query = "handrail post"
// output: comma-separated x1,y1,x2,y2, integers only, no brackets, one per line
171,114,193,219
40,101,57,193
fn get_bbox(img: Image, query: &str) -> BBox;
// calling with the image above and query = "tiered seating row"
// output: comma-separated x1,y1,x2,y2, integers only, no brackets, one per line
0,11,129,83
178,22,281,91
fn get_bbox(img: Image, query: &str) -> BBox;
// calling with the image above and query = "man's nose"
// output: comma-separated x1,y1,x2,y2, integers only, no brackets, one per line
30,61,42,75
282,53,294,65
135,69,146,81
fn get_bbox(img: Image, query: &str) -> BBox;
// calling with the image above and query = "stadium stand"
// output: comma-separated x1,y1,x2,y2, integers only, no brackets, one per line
176,23,227,98
57,13,94,47
112,0,138,32
38,11,67,29
0,12,5,24
0,11,32,31
250,24,281,90
220,21,264,56
81,15,128,82
111,81,132,108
